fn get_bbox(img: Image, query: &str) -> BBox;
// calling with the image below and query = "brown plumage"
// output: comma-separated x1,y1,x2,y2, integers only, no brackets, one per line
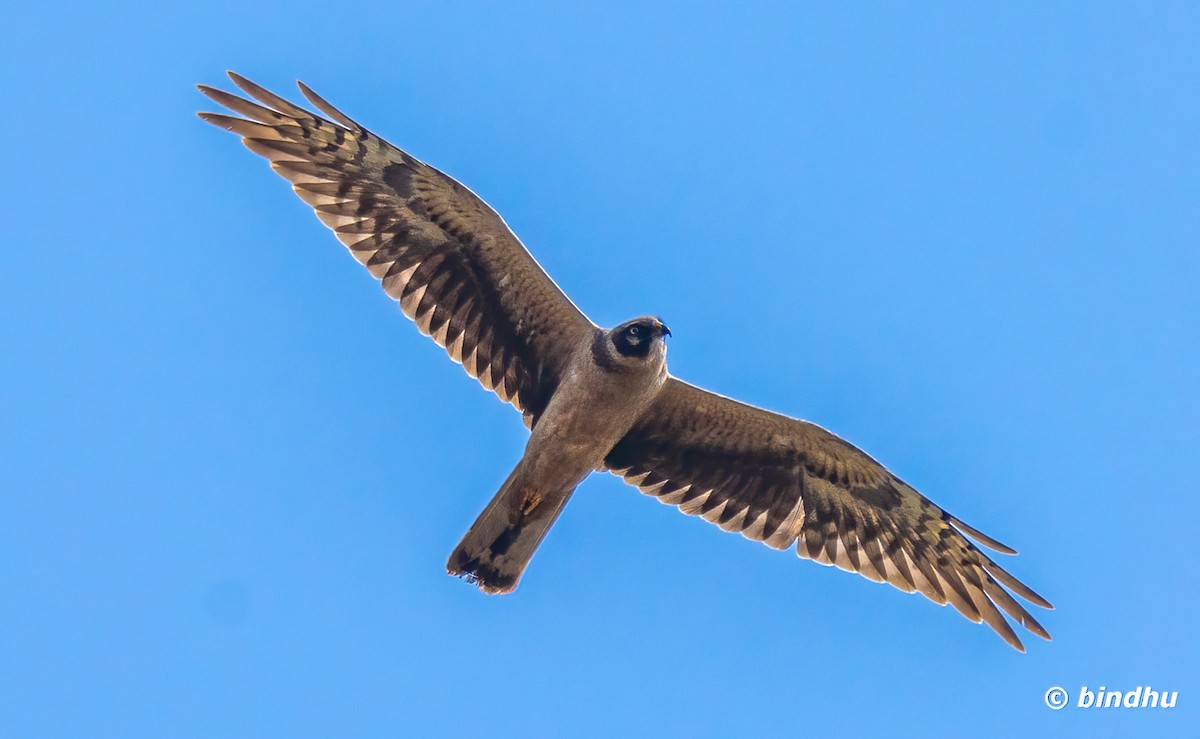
606,380,1051,650
198,74,593,427
198,73,1052,651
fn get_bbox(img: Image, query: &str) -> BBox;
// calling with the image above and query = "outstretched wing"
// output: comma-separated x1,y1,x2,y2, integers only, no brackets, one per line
198,73,594,424
605,378,1052,651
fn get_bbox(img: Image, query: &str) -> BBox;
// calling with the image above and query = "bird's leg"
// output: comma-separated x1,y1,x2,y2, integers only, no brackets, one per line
519,492,543,517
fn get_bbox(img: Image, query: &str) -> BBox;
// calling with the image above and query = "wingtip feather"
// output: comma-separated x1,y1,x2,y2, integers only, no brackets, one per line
196,111,232,128
226,71,310,118
296,79,364,131
947,514,1019,555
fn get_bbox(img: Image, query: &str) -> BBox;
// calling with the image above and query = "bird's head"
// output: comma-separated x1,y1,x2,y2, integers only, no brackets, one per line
611,316,671,358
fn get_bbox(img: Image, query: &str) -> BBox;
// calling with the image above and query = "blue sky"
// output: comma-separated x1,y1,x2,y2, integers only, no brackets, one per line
2,2,1197,736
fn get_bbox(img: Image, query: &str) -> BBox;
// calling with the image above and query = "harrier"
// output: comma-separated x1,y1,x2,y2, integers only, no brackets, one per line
199,73,1052,650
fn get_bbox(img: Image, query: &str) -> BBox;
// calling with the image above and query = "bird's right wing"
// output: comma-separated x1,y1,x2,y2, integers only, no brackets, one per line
198,73,595,424
606,378,1052,651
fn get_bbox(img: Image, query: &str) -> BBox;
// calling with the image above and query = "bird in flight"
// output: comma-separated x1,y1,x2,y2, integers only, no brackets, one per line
198,72,1052,651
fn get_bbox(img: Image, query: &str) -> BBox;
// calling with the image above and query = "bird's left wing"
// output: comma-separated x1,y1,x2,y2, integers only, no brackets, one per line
605,378,1052,651
198,73,595,425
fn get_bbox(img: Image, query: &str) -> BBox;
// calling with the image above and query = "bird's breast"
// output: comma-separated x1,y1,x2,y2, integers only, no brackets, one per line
529,353,666,469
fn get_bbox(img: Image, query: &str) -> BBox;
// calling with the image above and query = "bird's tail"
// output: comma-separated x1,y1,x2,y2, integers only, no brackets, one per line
447,462,576,594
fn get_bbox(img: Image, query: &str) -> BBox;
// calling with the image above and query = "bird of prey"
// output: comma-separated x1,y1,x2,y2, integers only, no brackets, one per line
198,72,1052,651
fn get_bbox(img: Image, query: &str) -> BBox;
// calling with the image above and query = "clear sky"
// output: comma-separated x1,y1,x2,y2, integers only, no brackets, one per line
2,2,1197,737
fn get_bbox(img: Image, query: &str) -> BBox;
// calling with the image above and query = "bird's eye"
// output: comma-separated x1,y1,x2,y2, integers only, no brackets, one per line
628,326,641,336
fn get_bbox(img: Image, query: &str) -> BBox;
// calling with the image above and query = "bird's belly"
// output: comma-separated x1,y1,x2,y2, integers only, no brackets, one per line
525,368,662,477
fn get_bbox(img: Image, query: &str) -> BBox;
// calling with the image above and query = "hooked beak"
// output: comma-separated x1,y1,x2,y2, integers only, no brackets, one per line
657,320,671,338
